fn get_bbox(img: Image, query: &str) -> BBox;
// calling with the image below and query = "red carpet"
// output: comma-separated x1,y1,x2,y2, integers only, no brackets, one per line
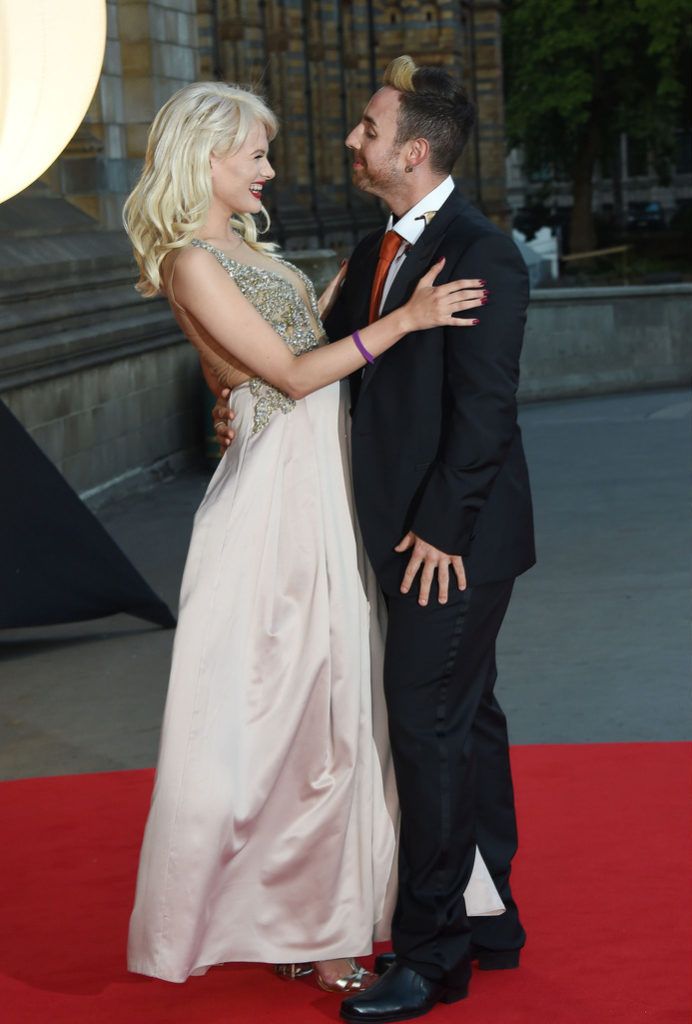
1,743,689,1024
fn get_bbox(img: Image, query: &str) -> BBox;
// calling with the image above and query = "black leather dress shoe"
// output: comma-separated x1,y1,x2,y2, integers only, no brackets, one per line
340,963,469,1023
374,944,520,976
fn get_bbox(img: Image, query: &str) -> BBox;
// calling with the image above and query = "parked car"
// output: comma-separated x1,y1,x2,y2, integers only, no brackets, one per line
626,201,666,230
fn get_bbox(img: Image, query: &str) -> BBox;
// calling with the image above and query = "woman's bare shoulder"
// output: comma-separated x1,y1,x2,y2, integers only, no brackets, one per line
162,245,235,315
162,244,207,283
170,243,241,298
171,243,218,275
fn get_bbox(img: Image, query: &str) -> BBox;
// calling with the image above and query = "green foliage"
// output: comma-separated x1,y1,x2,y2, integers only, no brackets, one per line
503,0,692,177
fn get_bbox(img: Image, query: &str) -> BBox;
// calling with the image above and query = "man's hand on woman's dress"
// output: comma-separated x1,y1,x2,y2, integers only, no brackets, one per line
212,388,235,453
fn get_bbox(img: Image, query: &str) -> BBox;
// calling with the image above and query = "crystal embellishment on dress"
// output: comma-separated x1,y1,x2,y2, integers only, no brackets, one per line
190,239,325,434
247,378,296,433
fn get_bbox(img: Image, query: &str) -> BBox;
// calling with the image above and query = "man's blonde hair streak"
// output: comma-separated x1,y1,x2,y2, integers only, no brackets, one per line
383,55,418,92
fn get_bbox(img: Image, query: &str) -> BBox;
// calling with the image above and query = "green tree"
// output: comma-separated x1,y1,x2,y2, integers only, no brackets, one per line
503,0,692,252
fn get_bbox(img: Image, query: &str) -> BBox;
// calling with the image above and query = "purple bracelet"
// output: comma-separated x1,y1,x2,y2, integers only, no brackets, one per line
352,328,375,365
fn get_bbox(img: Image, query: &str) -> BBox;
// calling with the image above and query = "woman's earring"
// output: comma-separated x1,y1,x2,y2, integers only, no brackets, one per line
405,165,413,173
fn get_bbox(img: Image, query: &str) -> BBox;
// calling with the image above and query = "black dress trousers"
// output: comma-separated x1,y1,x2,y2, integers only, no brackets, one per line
383,580,525,983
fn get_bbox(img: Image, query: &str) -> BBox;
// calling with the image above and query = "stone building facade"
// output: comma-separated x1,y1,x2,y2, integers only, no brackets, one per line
45,0,201,231
47,0,511,244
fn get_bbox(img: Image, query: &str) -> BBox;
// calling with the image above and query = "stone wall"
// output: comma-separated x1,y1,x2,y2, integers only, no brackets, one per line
4,344,201,502
520,284,692,400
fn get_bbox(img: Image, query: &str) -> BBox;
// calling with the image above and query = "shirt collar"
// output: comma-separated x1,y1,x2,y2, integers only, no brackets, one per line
386,176,455,246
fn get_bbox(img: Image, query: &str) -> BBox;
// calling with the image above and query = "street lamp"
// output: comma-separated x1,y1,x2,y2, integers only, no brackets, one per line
0,0,107,204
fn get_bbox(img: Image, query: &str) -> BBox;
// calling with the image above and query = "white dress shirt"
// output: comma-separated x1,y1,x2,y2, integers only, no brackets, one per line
378,175,455,314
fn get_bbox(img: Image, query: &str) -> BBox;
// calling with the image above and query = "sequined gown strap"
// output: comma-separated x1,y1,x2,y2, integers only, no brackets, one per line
188,239,327,435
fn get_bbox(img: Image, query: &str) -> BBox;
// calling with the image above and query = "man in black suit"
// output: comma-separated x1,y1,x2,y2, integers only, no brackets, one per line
325,57,535,1023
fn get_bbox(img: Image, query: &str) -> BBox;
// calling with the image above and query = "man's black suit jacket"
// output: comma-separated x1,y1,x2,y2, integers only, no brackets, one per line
324,189,536,597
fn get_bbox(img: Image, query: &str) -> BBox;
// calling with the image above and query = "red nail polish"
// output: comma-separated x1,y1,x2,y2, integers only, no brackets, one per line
479,279,487,286
481,298,488,304
472,319,480,324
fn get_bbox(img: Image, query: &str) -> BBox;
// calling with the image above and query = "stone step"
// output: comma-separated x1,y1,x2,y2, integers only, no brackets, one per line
0,311,184,395
0,230,133,275
1,309,181,386
0,232,170,354
0,264,136,304
0,282,163,345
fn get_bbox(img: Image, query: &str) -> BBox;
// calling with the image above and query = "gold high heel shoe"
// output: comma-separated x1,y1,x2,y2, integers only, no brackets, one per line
275,959,376,993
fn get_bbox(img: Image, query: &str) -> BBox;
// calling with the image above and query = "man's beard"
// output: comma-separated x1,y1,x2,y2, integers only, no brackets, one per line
352,153,401,197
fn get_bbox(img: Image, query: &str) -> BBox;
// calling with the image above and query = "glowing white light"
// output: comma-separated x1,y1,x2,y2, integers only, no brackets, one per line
0,0,107,204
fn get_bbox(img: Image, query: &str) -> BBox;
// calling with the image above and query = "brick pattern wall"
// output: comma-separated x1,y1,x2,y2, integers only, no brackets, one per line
196,0,508,239
467,1,510,227
38,1,510,237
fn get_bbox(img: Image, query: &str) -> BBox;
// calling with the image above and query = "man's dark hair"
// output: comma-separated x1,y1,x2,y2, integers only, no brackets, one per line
383,55,476,174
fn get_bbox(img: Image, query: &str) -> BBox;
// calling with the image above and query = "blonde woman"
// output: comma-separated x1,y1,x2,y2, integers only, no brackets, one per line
123,81,486,992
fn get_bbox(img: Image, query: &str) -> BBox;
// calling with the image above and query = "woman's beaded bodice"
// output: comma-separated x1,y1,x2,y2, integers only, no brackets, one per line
190,239,326,434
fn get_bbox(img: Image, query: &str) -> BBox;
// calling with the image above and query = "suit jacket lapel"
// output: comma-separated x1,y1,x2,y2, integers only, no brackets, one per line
359,190,467,397
353,229,383,327
349,229,382,409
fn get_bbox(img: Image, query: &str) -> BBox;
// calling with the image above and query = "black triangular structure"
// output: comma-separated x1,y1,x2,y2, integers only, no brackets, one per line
0,400,175,629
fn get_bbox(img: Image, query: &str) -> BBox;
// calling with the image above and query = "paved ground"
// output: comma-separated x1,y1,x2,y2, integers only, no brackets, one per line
0,388,689,780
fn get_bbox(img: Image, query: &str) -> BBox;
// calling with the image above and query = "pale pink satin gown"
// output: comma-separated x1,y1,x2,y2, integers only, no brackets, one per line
127,241,502,983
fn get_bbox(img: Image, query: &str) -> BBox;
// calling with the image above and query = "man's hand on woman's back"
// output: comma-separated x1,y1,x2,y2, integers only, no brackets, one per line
212,387,236,454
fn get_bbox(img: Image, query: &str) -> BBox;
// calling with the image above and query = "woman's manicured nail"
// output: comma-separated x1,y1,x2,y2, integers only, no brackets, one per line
472,319,480,324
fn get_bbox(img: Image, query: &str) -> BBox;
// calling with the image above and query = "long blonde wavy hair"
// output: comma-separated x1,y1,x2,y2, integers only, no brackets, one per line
123,81,279,297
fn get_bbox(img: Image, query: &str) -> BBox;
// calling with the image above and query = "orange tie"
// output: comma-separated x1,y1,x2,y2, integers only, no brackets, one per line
368,229,403,323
